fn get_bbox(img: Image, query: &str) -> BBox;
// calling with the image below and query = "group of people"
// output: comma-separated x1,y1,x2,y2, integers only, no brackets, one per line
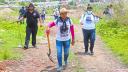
19,6,60,24
18,3,112,72
103,4,114,18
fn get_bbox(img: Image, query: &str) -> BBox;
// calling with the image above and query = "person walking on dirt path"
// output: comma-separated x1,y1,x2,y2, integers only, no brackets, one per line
54,8,60,20
18,3,42,49
80,6,100,55
18,6,26,24
103,5,109,15
103,4,114,19
41,8,46,24
46,8,75,72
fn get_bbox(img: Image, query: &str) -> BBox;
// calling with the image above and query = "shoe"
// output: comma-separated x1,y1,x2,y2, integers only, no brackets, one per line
57,66,62,72
23,45,28,50
32,45,37,48
85,51,88,55
90,52,94,55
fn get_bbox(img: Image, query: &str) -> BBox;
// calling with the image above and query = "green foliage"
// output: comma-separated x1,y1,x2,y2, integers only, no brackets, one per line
0,0,4,3
0,20,25,60
18,2,29,7
97,19,128,65
71,17,79,24
69,0,76,6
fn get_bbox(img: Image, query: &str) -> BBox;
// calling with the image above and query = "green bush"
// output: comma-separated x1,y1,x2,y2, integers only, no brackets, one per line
0,20,25,60
97,19,128,65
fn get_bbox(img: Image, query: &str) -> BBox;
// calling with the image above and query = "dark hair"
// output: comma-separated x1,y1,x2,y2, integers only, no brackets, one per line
28,3,35,8
87,6,93,10
87,4,91,7
110,4,113,7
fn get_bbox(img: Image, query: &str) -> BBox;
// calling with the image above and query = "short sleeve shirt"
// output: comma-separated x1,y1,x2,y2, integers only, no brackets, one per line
24,10,40,27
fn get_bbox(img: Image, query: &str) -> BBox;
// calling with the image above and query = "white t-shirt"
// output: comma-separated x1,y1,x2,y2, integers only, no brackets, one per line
54,11,60,16
80,13,99,30
54,18,72,41
42,10,45,15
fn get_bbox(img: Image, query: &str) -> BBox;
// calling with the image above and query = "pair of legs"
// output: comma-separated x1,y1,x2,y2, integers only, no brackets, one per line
24,26,38,48
41,15,45,23
82,29,96,53
56,39,70,67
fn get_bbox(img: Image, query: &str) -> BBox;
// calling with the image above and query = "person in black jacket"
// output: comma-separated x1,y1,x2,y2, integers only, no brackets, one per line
18,3,42,49
18,6,26,24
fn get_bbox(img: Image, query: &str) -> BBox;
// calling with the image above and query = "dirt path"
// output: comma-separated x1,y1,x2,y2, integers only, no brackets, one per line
3,27,78,72
0,23,128,72
73,25,128,72
0,7,127,72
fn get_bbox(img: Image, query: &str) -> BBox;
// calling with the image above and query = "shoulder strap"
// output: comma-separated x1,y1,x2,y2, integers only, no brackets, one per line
56,17,60,25
56,17,72,25
67,17,71,25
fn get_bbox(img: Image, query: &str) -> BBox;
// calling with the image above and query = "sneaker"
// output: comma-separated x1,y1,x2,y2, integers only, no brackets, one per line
90,52,94,55
23,45,28,50
85,51,88,55
32,45,37,48
57,66,62,72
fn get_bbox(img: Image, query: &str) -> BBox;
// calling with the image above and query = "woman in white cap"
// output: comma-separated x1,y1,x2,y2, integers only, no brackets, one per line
46,8,75,72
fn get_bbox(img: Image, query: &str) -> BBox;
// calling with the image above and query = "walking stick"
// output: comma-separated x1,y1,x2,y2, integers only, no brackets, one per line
17,21,23,48
46,33,55,64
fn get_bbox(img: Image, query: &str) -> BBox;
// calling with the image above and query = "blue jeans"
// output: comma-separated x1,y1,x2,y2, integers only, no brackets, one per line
82,29,96,52
56,39,70,67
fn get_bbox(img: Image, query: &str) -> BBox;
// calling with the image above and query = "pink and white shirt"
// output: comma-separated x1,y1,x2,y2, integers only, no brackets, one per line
48,17,74,41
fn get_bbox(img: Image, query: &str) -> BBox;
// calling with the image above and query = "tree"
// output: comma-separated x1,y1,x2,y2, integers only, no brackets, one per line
0,0,5,3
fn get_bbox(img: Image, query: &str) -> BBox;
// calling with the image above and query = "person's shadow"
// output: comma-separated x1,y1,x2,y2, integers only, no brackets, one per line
74,52,85,56
74,51,94,56
40,66,56,72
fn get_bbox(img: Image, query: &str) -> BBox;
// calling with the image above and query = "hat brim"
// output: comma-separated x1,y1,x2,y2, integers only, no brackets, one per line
60,11,69,14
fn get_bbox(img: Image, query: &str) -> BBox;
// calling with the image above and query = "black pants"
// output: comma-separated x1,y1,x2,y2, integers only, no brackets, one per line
25,26,38,47
82,29,96,52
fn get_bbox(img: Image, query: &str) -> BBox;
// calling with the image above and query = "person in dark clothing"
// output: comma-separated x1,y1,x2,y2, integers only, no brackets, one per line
18,3,42,49
41,8,46,23
19,6,26,24
103,5,109,15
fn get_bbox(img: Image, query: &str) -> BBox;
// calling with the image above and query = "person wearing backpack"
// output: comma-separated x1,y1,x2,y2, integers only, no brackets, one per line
46,8,75,72
54,8,60,20
80,6,100,55
18,6,26,24
103,5,109,15
103,4,114,20
41,8,46,23
18,3,42,49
